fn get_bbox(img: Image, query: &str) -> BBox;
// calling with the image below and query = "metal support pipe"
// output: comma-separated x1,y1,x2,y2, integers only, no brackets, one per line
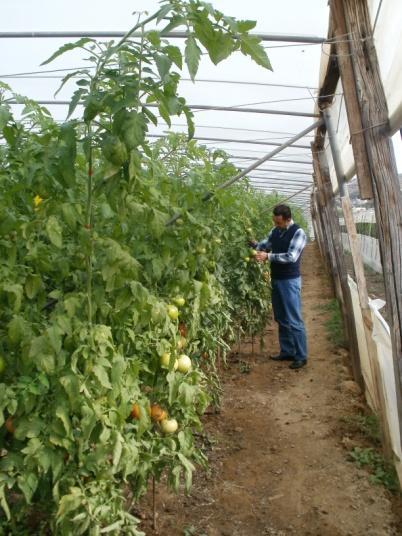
148,133,310,149
237,167,312,176
322,108,346,197
0,31,327,44
248,178,312,186
252,187,311,192
260,184,314,211
252,184,312,192
165,119,322,225
9,99,320,119
228,155,313,165
212,120,322,194
247,174,312,181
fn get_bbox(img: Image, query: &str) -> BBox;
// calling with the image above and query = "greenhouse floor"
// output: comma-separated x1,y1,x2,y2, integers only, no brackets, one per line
139,243,402,535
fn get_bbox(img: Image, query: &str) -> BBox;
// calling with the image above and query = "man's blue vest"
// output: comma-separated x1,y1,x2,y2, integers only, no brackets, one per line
270,223,302,280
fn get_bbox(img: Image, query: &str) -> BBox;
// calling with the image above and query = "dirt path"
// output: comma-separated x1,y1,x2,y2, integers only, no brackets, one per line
140,243,401,535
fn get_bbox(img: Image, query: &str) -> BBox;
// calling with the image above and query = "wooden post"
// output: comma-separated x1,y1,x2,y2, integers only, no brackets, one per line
330,0,373,199
311,191,325,263
340,194,393,457
331,0,402,441
313,144,363,387
325,109,394,453
311,192,325,261
312,144,344,304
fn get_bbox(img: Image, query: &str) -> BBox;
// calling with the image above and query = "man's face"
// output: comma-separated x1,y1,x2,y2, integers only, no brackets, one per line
272,214,290,229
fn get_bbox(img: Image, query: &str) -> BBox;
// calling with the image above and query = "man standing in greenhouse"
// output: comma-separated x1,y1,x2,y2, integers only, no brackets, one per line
253,204,308,369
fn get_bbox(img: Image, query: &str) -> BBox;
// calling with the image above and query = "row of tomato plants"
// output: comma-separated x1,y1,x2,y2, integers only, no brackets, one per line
0,114,275,534
0,3,306,533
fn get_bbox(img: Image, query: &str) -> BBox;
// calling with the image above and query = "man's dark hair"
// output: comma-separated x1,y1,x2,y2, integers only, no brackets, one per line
273,204,292,220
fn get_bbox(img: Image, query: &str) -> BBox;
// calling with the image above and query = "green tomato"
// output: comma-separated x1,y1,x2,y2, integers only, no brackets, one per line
173,297,185,307
250,249,257,257
244,256,250,262
177,354,192,373
160,352,178,370
197,247,207,255
167,304,179,321
214,238,222,245
177,336,187,351
161,418,178,434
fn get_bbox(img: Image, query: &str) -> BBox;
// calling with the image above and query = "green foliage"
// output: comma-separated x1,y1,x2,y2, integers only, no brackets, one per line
349,448,400,493
342,413,381,445
0,3,278,532
320,299,346,348
340,221,378,239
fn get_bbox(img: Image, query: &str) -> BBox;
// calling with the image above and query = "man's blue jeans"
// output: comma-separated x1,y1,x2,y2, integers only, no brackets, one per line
271,277,307,361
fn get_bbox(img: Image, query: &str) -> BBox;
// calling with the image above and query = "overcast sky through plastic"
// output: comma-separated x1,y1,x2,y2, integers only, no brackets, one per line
1,0,401,200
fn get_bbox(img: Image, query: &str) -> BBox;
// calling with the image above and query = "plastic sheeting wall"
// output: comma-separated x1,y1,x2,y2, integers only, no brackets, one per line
315,0,402,487
348,276,402,485
341,233,382,273
368,0,402,132
324,0,402,184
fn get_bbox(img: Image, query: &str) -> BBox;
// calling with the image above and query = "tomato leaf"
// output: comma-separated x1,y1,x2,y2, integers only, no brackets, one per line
55,406,72,438
41,38,94,66
156,3,173,23
93,365,112,389
57,487,84,519
183,106,195,140
184,36,202,81
155,53,172,81
25,274,42,299
17,473,38,504
239,34,272,70
237,19,257,32
46,216,63,249
164,45,183,69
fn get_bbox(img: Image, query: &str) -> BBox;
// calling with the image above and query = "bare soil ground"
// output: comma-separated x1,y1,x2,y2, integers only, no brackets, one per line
139,243,402,536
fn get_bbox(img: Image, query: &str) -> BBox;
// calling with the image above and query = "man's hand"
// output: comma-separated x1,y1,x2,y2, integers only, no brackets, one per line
255,251,268,263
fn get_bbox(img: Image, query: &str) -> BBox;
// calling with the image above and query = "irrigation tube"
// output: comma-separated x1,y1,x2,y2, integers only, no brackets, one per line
166,119,322,225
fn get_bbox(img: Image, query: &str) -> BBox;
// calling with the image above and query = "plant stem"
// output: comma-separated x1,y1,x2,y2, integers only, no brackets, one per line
136,25,145,112
152,476,157,531
86,123,94,325
93,9,163,85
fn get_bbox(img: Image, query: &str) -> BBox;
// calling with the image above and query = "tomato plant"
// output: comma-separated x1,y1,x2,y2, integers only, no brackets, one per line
0,1,304,533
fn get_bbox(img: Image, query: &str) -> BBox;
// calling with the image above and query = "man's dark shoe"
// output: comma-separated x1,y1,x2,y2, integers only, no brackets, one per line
270,354,295,361
289,360,307,369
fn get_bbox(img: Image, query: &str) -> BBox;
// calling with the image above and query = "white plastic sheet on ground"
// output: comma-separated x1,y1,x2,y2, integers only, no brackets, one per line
348,276,402,485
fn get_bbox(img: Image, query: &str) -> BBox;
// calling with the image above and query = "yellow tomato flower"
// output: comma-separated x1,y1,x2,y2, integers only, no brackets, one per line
33,195,43,207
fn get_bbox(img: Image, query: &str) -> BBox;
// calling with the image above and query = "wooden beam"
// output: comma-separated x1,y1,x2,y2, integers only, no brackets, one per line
313,143,363,387
330,0,374,199
340,0,402,441
311,193,325,264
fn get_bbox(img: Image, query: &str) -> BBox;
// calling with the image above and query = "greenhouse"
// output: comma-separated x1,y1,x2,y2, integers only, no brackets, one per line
0,0,402,534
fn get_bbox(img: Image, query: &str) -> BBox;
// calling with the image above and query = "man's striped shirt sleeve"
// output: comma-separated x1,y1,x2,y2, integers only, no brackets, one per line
268,228,307,264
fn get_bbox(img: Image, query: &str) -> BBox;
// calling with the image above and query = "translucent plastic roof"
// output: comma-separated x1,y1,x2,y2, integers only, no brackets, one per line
0,0,330,206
